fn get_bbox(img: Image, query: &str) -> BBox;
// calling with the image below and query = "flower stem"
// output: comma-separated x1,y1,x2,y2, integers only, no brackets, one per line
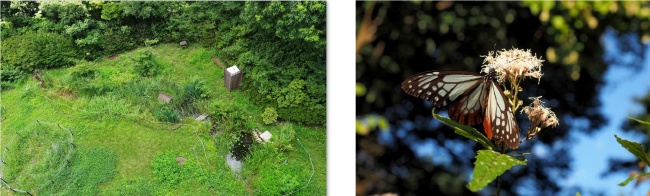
496,143,507,196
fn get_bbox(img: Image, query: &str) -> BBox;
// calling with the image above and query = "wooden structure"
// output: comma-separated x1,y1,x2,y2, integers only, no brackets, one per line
158,93,172,104
195,114,209,121
180,41,187,49
224,65,242,91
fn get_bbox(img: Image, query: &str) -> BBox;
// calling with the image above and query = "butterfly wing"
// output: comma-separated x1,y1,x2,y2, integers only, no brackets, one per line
484,81,520,149
401,71,487,125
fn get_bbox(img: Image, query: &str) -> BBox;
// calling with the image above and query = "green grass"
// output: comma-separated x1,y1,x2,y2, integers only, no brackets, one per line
1,43,326,195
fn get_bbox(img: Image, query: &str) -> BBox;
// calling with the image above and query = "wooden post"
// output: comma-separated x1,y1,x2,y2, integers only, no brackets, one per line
224,65,242,91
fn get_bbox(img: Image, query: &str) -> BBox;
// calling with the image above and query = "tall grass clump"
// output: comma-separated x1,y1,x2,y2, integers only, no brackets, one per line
154,106,181,123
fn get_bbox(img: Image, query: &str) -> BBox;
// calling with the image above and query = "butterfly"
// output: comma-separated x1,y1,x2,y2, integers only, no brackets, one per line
401,69,520,149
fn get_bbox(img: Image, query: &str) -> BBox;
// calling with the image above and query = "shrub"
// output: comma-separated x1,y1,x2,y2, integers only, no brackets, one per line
152,151,205,189
1,31,76,72
274,79,309,108
272,123,296,151
0,66,25,90
66,63,110,96
210,99,234,121
133,50,160,77
101,25,136,55
69,63,98,80
40,2,89,26
245,144,301,195
261,107,278,125
182,78,207,100
144,38,159,47
101,2,124,21
154,106,180,123
254,164,301,195
172,78,208,115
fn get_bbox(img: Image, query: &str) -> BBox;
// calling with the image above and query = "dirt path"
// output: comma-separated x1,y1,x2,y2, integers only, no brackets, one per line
212,56,223,67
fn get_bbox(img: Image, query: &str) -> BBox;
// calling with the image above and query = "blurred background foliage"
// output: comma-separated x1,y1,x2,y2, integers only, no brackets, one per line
356,1,650,195
1,1,325,125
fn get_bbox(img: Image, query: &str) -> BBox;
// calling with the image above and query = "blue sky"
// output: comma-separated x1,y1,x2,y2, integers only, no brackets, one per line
561,35,650,195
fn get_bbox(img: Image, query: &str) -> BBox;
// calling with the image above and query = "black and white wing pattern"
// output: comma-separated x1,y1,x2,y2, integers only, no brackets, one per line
401,71,488,126
483,81,520,149
401,70,520,149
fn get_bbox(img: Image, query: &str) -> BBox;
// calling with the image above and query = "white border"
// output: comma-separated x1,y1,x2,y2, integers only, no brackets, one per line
327,0,355,195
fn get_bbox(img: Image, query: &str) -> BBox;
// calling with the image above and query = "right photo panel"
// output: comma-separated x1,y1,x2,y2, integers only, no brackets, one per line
356,1,650,195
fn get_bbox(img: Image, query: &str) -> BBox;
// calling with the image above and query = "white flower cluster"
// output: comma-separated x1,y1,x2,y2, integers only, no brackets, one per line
482,48,545,84
521,97,559,140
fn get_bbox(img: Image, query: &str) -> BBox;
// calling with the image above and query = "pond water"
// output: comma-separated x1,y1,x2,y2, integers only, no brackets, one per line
226,133,253,173
230,134,253,160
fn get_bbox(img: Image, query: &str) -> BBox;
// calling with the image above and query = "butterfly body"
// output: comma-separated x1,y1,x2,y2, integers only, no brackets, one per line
402,69,520,149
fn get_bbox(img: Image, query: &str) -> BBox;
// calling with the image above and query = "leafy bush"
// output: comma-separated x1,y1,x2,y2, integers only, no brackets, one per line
171,78,208,115
1,31,76,72
0,66,25,90
272,123,296,151
144,38,159,47
277,104,326,126
210,2,326,125
69,63,98,80
182,78,207,101
66,63,110,96
101,2,124,21
101,25,137,55
254,164,301,195
274,79,309,108
40,2,89,26
210,99,235,121
245,144,301,195
154,106,180,123
261,107,278,125
133,50,160,77
152,151,205,189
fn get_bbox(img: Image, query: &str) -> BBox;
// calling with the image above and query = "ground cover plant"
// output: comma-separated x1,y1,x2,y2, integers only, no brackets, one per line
0,44,326,195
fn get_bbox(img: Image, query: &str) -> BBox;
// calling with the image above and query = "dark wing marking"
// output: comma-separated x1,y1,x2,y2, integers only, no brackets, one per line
402,71,486,125
447,81,489,125
485,81,520,149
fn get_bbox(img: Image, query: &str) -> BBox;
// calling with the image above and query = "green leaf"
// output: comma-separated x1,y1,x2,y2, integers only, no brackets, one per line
628,117,650,126
618,172,650,186
615,134,650,166
468,150,527,192
432,110,496,150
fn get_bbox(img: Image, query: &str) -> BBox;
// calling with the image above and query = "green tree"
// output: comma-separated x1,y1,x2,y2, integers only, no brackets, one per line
214,1,326,125
100,2,123,21
39,2,88,26
1,31,76,72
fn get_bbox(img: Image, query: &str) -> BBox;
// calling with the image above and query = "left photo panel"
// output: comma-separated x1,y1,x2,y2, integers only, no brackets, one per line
0,1,326,195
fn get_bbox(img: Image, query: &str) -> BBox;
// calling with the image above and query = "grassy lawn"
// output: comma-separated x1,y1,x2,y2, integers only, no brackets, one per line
0,43,326,195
